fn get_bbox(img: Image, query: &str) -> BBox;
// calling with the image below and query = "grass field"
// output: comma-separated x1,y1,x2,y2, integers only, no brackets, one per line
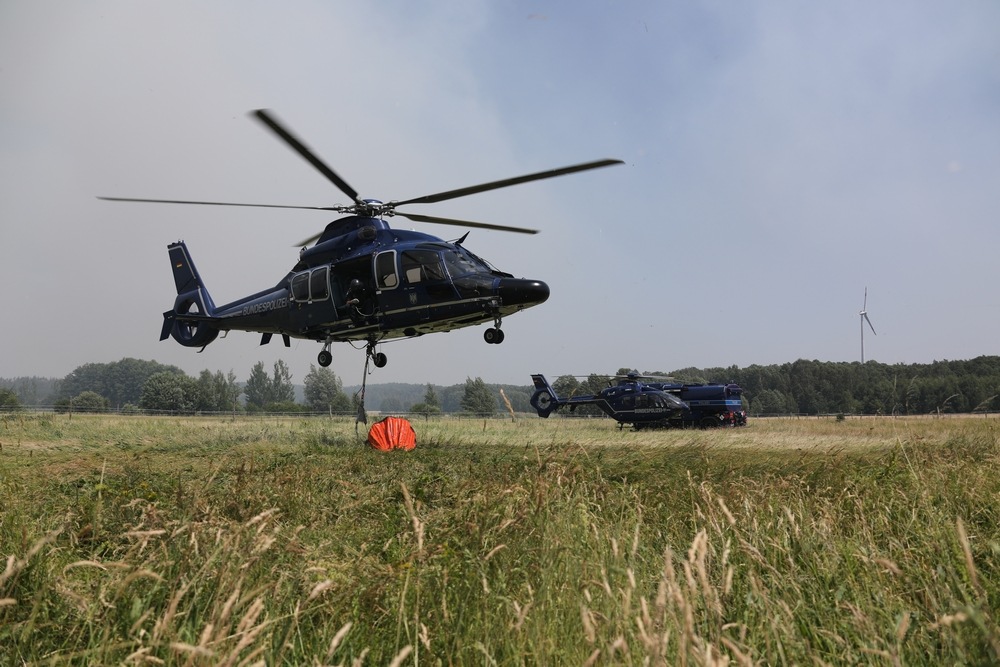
1,413,998,665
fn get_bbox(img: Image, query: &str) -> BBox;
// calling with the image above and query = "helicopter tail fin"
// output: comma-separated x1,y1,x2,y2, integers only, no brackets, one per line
529,374,559,418
161,241,220,348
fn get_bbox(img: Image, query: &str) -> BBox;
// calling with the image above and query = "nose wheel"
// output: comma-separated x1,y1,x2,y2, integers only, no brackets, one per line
318,337,334,367
484,317,505,344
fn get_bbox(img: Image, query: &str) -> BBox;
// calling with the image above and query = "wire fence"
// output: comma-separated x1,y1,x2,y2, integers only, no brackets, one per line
3,406,997,421
0,406,525,420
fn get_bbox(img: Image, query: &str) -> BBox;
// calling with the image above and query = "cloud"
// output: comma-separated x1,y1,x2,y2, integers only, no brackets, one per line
1,1,998,386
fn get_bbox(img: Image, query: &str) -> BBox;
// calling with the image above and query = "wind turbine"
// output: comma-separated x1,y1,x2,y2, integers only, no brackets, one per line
859,287,877,363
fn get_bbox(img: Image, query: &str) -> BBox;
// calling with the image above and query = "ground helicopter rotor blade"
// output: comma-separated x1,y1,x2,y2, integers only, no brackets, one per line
97,196,344,211
251,109,361,204
395,211,539,235
391,158,624,207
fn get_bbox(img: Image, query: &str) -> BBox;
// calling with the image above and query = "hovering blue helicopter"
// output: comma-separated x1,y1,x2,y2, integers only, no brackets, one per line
101,110,622,370
530,373,748,429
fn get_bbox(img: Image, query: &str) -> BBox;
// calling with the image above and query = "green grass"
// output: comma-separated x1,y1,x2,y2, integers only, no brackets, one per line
1,413,999,664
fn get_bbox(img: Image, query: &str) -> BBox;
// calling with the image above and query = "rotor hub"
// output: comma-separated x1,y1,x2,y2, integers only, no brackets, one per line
353,199,390,218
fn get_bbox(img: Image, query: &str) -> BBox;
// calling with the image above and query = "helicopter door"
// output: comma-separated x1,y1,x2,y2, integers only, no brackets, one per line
400,250,453,302
289,266,336,329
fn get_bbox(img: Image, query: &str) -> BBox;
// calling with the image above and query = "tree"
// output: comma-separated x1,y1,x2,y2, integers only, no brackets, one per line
245,362,272,410
303,365,351,415
194,369,242,413
60,358,185,407
749,389,794,416
72,390,110,413
583,373,611,395
271,360,295,404
380,396,404,413
408,401,441,417
195,370,215,411
139,372,198,414
553,375,580,399
0,377,58,407
550,374,608,417
460,377,497,416
0,388,23,411
410,383,442,416
423,384,440,409
267,400,307,414
218,370,242,412
409,382,441,417
498,386,531,413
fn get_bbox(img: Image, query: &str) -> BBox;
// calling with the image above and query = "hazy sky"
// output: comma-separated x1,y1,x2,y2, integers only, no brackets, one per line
1,1,998,387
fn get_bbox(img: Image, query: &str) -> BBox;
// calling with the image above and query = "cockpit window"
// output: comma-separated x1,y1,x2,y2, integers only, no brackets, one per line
411,242,492,277
442,247,486,277
401,250,446,284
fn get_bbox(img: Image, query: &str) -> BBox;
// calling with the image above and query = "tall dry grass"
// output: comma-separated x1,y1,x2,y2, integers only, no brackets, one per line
1,413,998,664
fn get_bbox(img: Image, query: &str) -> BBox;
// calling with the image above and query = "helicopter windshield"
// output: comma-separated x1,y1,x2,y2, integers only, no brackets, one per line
440,245,490,277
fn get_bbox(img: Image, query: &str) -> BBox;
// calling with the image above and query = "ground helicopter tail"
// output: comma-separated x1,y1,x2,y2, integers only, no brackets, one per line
529,374,559,418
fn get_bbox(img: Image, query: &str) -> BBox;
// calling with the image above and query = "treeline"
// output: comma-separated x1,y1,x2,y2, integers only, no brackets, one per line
0,358,336,415
346,381,533,414
3,355,999,416
345,355,1000,417
0,358,520,417
663,356,1000,415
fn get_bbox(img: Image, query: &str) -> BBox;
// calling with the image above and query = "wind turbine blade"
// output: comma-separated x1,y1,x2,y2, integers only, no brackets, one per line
863,286,868,310
864,312,877,335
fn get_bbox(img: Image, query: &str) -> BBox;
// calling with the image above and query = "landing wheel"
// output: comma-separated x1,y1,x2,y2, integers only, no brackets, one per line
318,350,333,367
364,338,387,368
484,327,505,344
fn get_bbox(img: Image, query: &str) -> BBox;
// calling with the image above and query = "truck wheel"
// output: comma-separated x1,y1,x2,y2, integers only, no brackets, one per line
700,416,719,428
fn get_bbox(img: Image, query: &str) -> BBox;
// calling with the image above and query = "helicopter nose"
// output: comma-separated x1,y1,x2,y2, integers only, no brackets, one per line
498,278,550,307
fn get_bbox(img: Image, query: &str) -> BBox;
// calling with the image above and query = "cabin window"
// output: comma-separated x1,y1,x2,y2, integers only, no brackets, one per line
290,267,331,303
375,251,398,290
310,266,329,300
291,273,310,302
401,250,446,284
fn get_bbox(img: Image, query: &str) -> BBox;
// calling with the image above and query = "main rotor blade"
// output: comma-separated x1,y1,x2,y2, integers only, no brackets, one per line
251,109,361,204
294,230,325,247
863,312,877,335
396,211,539,235
98,196,343,211
392,158,624,206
